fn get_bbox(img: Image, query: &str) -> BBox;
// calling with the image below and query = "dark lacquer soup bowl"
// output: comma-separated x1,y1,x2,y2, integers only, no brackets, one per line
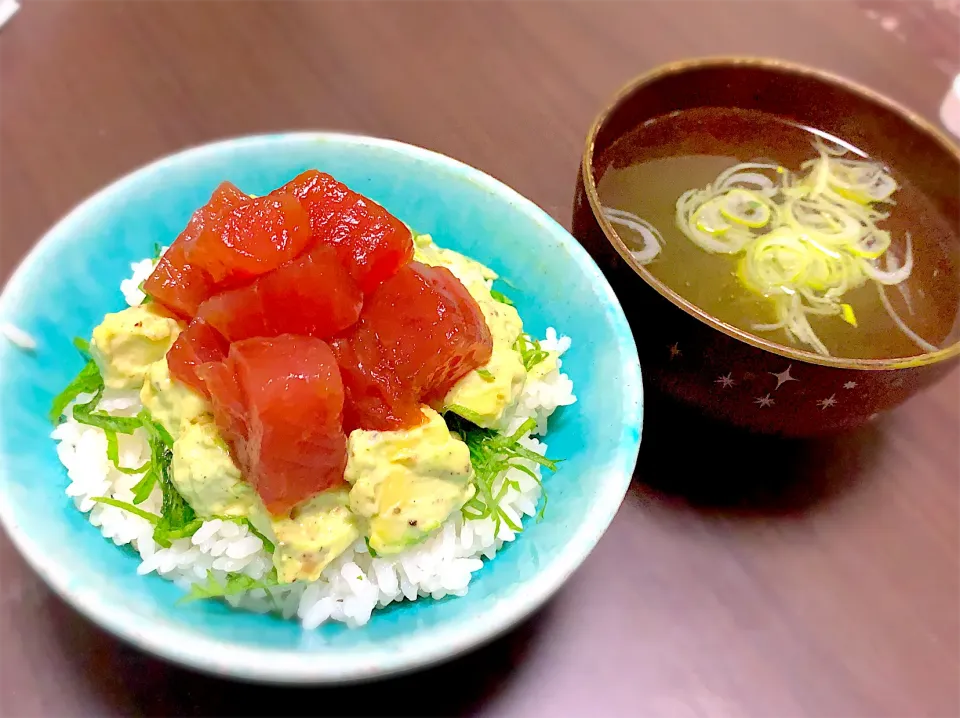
573,57,960,437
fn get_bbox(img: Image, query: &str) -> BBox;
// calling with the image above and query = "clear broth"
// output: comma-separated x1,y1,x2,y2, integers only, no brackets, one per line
596,107,960,360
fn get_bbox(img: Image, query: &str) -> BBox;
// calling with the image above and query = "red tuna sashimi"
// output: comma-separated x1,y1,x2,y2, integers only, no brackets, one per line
276,170,413,293
200,335,348,516
196,243,363,342
331,335,422,434
143,182,248,318
184,192,313,286
166,318,229,398
334,262,493,432
195,360,248,451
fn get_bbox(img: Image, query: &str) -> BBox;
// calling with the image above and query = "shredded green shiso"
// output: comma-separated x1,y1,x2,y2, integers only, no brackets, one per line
52,341,262,555
179,569,280,605
88,496,160,524
446,413,558,533
49,360,102,425
53,338,277,602
513,333,550,372
490,288,551,372
136,243,164,303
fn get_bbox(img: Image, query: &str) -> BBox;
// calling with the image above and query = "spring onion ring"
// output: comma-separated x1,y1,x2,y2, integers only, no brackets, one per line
672,138,933,356
602,206,662,265
877,282,937,353
720,189,772,228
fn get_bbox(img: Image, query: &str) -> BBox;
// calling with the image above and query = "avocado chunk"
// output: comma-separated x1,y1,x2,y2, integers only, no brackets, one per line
270,489,360,583
527,350,559,381
414,235,526,428
345,407,474,555
140,359,211,440
171,419,261,520
90,305,181,390
442,298,526,428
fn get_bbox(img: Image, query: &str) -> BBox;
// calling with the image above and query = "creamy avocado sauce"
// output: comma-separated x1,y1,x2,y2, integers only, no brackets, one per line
345,407,474,555
88,238,533,582
90,305,181,390
270,489,360,583
172,419,261,519
140,359,210,440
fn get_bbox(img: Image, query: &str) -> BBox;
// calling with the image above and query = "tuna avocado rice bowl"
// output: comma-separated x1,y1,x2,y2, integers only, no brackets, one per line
50,171,576,629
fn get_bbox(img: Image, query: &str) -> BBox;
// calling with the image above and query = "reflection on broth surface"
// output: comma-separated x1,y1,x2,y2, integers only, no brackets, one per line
596,108,960,360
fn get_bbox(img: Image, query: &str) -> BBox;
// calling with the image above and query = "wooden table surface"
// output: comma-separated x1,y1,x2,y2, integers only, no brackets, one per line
1,1,958,716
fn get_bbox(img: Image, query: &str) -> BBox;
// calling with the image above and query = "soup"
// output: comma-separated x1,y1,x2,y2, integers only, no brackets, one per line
596,107,960,360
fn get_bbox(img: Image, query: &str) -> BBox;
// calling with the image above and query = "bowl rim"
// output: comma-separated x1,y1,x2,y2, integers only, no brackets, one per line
0,132,643,683
581,55,960,370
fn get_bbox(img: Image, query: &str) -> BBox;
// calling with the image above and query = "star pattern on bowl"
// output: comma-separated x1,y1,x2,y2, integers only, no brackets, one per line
818,394,838,409
715,373,735,388
684,340,923,417
769,365,798,390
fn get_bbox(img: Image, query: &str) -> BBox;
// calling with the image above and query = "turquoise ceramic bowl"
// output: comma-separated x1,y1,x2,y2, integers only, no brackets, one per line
0,134,642,683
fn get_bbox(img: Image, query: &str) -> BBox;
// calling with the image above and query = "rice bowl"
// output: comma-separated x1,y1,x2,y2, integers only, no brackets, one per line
0,133,641,682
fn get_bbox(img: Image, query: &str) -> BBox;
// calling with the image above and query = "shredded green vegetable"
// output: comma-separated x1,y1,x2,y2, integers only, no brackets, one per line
179,569,280,605
93,403,199,545
137,246,163,303
139,409,174,448
131,468,157,504
74,399,143,434
60,357,142,434
490,289,514,306
53,353,201,544
52,335,279,605
476,368,495,382
91,497,161,523
104,430,150,476
142,408,201,548
244,521,275,554
447,414,557,532
72,337,91,358
213,515,276,554
49,358,102,425
514,333,549,372
447,403,488,426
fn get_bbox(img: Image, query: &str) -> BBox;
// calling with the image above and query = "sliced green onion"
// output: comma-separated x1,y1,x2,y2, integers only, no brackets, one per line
91,497,160,524
860,233,913,285
693,198,732,235
446,404,487,426
840,303,858,327
719,189,772,229
476,368,495,382
672,139,928,356
49,360,102,424
602,207,662,264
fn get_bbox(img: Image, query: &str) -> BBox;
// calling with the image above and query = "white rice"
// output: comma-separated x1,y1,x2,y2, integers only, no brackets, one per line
51,257,576,629
120,257,160,307
2,322,37,350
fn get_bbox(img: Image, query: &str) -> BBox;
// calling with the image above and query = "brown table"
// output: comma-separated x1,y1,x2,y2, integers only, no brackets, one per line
2,1,958,716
